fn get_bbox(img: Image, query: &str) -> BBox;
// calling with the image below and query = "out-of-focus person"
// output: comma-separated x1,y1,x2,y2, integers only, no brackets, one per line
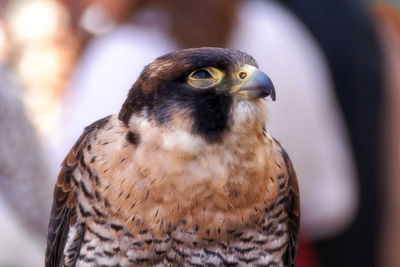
0,11,52,265
280,0,384,266
5,0,81,176
0,66,50,267
371,3,400,266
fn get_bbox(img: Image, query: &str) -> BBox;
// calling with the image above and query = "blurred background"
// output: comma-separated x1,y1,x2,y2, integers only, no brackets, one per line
0,0,399,266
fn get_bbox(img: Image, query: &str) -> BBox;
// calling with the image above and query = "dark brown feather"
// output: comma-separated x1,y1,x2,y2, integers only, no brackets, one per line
45,116,111,267
276,141,300,267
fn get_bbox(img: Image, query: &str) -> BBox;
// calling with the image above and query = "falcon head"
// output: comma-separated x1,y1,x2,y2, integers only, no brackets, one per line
119,47,275,143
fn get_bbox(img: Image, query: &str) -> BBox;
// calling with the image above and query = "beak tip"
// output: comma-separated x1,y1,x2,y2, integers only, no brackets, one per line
265,78,276,101
270,86,276,101
254,70,276,101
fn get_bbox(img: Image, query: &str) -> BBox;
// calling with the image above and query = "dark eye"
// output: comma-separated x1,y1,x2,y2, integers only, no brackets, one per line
188,67,220,89
191,69,212,79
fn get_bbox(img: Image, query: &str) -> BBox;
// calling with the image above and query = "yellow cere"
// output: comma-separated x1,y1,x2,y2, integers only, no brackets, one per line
230,64,258,96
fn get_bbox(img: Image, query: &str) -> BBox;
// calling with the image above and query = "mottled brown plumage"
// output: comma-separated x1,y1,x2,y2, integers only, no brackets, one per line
46,48,299,266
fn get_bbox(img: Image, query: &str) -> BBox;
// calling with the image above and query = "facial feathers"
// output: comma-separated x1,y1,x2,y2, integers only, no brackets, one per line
118,47,262,142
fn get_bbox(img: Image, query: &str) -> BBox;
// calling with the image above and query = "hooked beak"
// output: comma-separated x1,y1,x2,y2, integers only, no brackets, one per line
231,66,276,101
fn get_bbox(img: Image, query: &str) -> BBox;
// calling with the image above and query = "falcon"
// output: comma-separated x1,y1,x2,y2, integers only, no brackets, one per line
46,47,299,266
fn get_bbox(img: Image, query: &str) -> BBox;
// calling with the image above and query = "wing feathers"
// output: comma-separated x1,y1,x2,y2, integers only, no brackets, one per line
275,140,300,267
45,116,111,267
